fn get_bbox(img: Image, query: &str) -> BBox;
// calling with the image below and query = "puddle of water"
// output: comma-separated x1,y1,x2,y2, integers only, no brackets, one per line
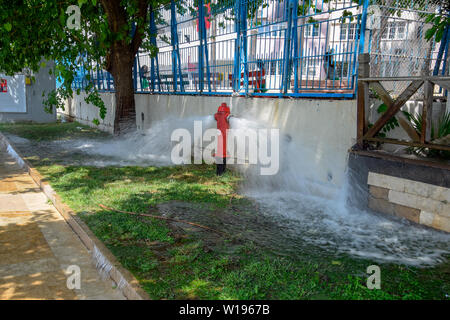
7,116,450,266
247,190,450,266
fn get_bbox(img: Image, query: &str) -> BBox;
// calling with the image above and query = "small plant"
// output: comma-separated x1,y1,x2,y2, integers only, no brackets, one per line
367,103,400,140
403,110,450,159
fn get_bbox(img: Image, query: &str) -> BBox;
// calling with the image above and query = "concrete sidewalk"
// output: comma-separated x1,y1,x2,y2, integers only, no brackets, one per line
0,150,125,300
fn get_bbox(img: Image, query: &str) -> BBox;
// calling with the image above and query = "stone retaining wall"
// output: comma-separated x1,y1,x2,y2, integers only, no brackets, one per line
368,172,450,233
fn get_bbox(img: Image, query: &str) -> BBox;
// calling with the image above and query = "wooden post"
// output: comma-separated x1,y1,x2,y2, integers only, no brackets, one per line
363,80,424,140
421,80,434,143
357,53,370,148
370,81,420,142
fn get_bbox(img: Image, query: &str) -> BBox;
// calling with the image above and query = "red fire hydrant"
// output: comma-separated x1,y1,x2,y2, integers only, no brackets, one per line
214,103,231,176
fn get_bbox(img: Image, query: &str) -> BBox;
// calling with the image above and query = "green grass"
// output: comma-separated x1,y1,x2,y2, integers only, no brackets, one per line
0,121,109,141
1,122,449,300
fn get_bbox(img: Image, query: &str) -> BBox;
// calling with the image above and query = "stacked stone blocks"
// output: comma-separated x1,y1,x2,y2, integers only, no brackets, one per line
368,172,450,233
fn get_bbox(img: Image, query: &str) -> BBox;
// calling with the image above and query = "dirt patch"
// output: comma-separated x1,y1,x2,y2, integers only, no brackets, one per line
152,200,319,260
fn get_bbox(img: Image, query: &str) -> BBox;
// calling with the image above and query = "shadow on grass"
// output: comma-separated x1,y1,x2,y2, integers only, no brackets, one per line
38,164,241,213
0,122,110,141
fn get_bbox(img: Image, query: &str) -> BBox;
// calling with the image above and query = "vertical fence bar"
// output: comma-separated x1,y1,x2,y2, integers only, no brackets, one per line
136,55,142,92
150,8,161,92
293,1,299,94
233,0,242,92
203,5,211,92
282,0,296,94
358,0,369,55
441,31,449,97
170,0,177,91
131,22,138,91
133,57,138,91
433,25,449,76
198,0,205,92
242,0,248,95
97,66,101,90
107,72,111,91
354,0,369,93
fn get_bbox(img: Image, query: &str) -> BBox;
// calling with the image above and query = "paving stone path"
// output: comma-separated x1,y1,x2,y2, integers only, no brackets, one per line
0,150,125,300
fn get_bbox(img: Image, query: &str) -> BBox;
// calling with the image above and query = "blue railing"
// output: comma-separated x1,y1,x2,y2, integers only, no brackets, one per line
135,0,364,98
71,0,445,99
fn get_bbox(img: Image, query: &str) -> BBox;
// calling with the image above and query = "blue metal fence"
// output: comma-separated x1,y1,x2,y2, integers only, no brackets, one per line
71,0,446,99
136,0,364,98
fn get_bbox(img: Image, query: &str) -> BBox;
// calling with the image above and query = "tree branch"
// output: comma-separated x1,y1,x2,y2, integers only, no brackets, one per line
131,0,149,56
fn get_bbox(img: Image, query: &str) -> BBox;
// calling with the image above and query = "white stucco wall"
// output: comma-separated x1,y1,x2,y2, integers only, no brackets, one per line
60,94,357,186
62,93,116,134
0,62,56,123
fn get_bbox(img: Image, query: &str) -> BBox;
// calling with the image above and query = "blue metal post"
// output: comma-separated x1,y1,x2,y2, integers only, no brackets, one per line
282,0,296,94
433,25,449,76
150,9,162,92
170,1,178,91
442,36,449,97
202,4,212,92
131,23,138,91
353,0,369,94
198,0,205,92
241,0,248,95
96,66,101,90
170,0,184,92
232,0,248,94
292,0,299,93
358,0,369,55
106,72,111,91
442,33,449,76
133,57,138,91
232,0,242,92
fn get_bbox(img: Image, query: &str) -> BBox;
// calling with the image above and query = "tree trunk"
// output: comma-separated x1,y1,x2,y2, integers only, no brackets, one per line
97,0,149,135
110,52,136,135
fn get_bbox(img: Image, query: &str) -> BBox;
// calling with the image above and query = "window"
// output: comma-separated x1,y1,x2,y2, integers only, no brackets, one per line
397,22,406,39
336,62,350,77
302,60,318,77
388,22,396,39
382,21,407,40
305,24,319,37
269,60,283,76
340,24,357,41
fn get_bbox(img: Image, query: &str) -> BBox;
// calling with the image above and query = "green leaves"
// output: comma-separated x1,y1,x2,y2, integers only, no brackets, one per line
78,0,88,7
424,13,449,43
3,22,12,32
0,0,157,126
376,103,400,134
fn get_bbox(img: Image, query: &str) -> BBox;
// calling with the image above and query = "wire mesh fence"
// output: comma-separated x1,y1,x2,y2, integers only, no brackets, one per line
367,0,447,99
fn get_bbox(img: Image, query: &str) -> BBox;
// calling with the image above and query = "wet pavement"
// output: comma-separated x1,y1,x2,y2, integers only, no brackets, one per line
0,150,125,300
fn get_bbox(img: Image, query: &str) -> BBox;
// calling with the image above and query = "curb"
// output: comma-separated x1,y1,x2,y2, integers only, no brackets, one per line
0,132,150,300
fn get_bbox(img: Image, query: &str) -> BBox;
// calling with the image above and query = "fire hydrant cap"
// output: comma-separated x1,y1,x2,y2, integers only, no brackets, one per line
218,103,230,113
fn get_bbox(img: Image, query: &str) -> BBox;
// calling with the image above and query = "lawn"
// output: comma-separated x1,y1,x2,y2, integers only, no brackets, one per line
1,122,449,300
